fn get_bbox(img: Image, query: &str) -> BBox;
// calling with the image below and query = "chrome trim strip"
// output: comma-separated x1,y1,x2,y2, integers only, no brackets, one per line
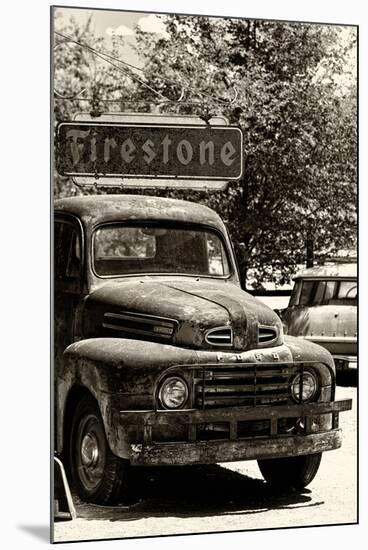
301,335,357,344
258,324,279,345
205,326,233,347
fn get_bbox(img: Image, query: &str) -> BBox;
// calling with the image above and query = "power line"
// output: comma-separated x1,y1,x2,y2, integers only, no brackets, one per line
54,31,168,100
53,30,233,106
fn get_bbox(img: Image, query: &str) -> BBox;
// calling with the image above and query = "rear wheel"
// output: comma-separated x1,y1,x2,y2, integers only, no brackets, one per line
69,395,128,504
258,453,322,491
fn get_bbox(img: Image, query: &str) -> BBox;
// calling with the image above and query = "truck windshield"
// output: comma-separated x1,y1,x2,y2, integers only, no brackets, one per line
297,279,357,306
93,224,230,278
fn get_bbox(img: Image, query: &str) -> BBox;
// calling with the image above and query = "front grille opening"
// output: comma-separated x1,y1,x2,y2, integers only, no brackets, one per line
151,425,188,443
277,417,301,435
205,327,233,347
197,422,230,441
194,364,293,409
238,420,270,438
258,325,278,345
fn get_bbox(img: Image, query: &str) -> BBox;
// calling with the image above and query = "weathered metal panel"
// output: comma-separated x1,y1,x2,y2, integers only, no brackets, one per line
129,430,342,465
84,279,283,351
55,195,227,232
119,399,352,426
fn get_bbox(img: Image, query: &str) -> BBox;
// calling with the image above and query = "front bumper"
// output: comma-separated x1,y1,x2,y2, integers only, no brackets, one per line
119,399,352,465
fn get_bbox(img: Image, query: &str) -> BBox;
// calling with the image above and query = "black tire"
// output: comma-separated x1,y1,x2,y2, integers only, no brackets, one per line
257,453,322,491
69,395,128,504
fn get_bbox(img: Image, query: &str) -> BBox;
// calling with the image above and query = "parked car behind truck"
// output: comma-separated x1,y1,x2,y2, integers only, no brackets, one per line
282,263,357,372
54,195,352,504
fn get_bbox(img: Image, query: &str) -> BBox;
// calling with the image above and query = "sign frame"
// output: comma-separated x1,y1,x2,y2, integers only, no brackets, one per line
56,121,244,182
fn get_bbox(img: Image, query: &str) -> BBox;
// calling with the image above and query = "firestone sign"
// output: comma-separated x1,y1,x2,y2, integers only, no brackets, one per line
56,122,243,180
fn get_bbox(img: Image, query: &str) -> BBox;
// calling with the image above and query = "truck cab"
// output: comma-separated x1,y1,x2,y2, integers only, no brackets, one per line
54,195,351,504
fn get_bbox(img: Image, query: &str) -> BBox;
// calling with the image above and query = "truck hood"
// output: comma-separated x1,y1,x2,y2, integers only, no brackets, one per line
84,278,283,351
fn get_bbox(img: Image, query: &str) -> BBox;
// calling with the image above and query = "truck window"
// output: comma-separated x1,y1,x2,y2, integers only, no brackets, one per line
93,224,230,278
336,280,357,302
296,279,357,306
299,281,315,306
313,280,336,305
55,222,81,280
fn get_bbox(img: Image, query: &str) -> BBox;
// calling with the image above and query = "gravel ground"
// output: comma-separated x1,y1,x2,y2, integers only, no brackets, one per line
54,385,357,543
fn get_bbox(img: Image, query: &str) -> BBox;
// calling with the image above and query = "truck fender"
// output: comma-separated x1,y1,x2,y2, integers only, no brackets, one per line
56,338,199,460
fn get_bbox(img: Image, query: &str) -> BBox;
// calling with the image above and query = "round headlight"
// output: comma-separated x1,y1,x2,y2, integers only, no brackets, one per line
159,377,189,409
290,371,318,402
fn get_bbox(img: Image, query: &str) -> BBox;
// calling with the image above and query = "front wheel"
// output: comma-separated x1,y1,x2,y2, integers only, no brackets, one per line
257,453,322,491
69,395,128,504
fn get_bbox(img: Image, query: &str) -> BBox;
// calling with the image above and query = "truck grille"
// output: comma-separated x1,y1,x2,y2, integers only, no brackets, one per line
194,364,293,409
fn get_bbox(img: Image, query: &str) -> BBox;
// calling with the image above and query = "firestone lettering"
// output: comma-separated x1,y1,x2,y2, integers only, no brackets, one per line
66,132,237,167
66,128,91,166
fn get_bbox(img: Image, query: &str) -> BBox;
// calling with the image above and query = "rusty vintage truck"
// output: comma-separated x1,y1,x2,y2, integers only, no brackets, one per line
54,195,352,504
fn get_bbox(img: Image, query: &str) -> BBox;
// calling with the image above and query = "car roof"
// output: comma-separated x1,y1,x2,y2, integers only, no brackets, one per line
294,263,357,279
54,194,225,230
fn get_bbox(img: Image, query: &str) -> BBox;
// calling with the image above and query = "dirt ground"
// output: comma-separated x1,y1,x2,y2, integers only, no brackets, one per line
53,383,357,543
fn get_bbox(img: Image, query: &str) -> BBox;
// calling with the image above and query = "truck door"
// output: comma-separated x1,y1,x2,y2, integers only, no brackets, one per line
54,216,83,376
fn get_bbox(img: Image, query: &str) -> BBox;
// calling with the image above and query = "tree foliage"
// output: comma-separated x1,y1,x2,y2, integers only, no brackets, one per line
53,14,357,287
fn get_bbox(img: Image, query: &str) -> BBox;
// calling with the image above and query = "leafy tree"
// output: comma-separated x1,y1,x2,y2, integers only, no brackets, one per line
134,16,357,287
53,14,357,288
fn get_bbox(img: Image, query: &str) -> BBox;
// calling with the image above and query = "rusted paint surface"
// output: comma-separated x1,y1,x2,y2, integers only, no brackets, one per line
284,335,335,370
56,336,341,458
54,195,352,470
85,278,283,351
129,431,342,466
285,306,357,355
56,338,199,456
55,195,226,232
64,336,334,372
119,399,351,426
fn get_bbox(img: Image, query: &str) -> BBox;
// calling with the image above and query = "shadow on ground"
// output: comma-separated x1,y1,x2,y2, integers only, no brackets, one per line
70,464,320,522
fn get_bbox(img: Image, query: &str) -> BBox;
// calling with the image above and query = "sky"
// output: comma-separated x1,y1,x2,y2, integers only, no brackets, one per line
54,7,169,69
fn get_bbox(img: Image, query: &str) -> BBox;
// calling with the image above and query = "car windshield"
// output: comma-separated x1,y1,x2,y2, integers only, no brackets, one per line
93,224,230,277
296,279,357,306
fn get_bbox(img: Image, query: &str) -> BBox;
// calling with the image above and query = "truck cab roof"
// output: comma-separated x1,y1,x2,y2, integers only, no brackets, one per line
294,263,357,280
54,194,225,231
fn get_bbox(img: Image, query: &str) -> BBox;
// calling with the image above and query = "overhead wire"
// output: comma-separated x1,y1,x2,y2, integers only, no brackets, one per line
54,31,168,100
53,30,233,106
